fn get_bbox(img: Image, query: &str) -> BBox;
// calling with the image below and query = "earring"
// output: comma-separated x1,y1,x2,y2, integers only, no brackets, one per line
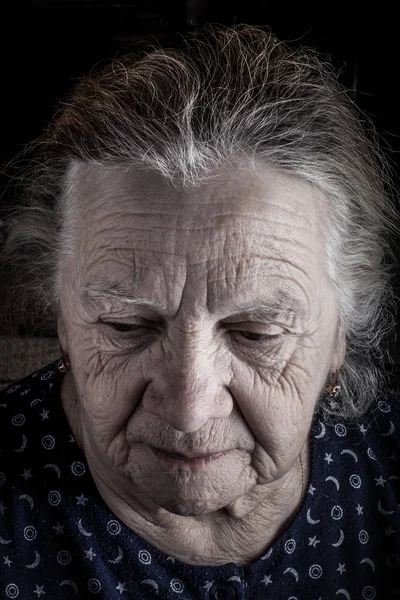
326,370,341,398
58,342,71,374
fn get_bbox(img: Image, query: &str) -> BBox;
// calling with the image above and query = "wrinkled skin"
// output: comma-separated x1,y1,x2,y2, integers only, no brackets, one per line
59,163,345,565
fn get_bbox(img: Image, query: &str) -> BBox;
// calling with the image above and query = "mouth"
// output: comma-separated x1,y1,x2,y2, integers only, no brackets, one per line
149,446,229,467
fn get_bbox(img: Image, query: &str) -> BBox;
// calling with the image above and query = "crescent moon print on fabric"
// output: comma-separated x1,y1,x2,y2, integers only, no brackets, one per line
360,558,376,572
14,434,27,452
60,580,78,595
380,421,395,437
108,546,124,564
0,403,7,408
19,494,34,509
0,536,12,544
29,398,42,407
332,530,345,547
141,579,159,593
325,476,340,490
377,500,394,515
336,590,351,600
314,422,326,439
227,576,247,588
284,567,299,582
43,463,61,478
307,508,320,525
340,449,358,462
260,548,273,560
77,518,93,537
25,550,41,569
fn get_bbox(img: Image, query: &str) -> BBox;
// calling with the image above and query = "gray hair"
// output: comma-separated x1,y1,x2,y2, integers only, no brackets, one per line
2,25,398,419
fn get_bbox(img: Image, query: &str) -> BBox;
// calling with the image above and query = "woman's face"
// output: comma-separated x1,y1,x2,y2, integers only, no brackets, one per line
59,163,344,517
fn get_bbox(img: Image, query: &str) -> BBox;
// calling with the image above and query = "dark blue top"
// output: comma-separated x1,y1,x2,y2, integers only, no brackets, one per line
0,362,399,599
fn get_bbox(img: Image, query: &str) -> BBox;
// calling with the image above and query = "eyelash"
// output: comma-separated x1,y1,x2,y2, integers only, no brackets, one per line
108,322,144,333
104,322,283,343
236,331,282,342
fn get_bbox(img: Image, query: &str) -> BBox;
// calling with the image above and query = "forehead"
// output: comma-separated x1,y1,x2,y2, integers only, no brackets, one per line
69,162,328,315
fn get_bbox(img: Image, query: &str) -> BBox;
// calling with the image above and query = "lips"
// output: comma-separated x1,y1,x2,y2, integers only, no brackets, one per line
150,446,228,465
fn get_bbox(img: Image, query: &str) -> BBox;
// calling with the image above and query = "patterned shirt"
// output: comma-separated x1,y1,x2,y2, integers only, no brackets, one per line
0,362,399,600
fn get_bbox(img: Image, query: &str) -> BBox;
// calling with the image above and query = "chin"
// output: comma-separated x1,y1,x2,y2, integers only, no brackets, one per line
154,489,231,516
160,500,216,517
142,476,244,517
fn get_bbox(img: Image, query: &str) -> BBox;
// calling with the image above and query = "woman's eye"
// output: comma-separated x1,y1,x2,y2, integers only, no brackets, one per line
106,322,143,333
234,330,284,342
238,331,266,341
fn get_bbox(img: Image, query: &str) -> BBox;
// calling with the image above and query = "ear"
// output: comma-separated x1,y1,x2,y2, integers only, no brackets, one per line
57,313,68,351
330,337,346,373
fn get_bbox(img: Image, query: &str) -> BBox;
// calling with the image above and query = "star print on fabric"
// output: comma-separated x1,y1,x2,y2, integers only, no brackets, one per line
21,468,33,481
385,526,396,537
329,400,338,409
308,536,320,547
84,548,97,561
308,484,316,495
337,563,346,574
3,556,12,567
375,476,386,487
52,523,64,535
39,409,49,420
76,493,88,506
359,425,368,434
389,453,399,461
356,504,364,515
69,434,76,443
0,501,6,515
33,585,45,597
116,582,127,594
261,575,272,586
324,453,333,464
203,582,213,592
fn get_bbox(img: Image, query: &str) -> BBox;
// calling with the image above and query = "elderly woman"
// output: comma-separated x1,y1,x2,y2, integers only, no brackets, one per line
0,26,399,600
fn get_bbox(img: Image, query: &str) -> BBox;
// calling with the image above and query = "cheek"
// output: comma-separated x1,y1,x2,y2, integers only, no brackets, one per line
69,329,148,449
230,340,329,471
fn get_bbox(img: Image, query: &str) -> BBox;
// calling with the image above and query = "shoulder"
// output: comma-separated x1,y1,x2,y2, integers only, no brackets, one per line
311,389,400,513
0,361,62,399
313,389,400,448
0,362,65,462
360,390,400,457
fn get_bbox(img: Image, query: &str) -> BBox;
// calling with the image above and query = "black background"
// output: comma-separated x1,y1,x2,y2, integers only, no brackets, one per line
3,4,400,170
1,2,400,365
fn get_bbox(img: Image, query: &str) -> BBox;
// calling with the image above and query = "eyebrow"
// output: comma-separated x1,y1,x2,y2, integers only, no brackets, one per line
222,303,304,322
224,290,307,321
82,281,307,319
82,282,162,310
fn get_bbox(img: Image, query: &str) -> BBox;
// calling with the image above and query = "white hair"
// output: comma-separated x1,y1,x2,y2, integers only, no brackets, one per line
2,25,399,418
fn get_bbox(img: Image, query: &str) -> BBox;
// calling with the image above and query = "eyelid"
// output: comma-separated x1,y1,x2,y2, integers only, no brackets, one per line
99,318,158,331
223,322,287,334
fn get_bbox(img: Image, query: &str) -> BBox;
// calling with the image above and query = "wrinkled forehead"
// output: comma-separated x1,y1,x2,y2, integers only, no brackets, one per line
66,160,326,238
63,162,329,315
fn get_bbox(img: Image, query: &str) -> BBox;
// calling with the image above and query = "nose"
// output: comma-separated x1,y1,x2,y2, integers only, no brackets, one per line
142,345,233,433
